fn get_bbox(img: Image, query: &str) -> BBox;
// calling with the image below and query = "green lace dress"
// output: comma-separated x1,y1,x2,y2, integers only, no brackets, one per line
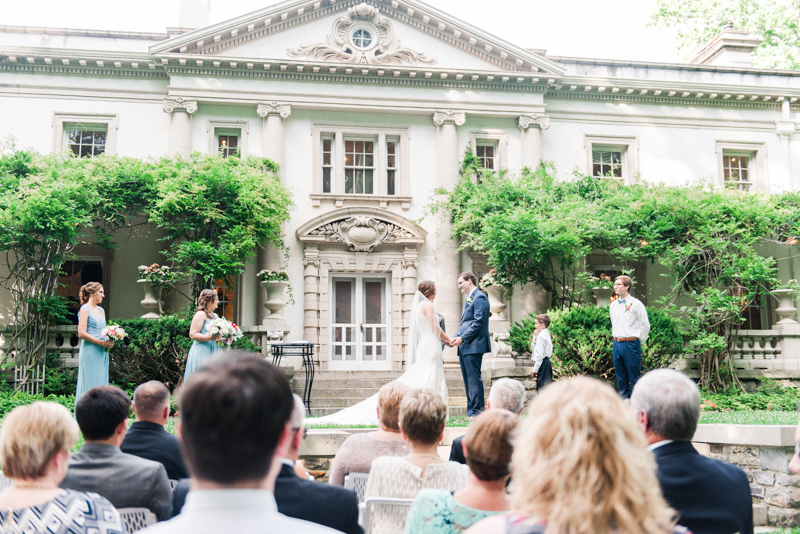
403,489,505,534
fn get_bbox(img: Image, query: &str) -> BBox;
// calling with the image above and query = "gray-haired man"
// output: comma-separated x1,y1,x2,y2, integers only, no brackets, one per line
631,370,753,534
449,378,526,464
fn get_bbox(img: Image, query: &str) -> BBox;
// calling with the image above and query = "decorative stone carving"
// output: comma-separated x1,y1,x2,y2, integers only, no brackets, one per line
162,97,198,115
302,257,321,267
400,259,420,269
518,114,550,130
433,110,466,126
308,216,416,252
288,2,435,65
257,102,292,119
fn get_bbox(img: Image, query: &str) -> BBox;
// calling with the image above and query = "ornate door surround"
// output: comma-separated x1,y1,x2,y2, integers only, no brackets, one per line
296,208,426,371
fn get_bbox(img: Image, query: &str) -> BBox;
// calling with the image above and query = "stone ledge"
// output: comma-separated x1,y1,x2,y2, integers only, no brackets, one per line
693,424,796,447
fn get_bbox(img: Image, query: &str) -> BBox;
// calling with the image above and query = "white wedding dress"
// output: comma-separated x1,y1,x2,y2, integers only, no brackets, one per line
310,294,448,426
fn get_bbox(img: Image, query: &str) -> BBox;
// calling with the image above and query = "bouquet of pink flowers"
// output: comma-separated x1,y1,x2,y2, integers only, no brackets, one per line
208,317,243,347
101,324,128,342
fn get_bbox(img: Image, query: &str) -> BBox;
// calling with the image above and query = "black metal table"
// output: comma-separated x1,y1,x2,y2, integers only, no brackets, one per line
271,342,316,414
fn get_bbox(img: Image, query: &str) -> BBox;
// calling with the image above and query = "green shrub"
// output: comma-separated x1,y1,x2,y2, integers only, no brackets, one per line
42,353,78,396
508,306,683,381
0,391,74,418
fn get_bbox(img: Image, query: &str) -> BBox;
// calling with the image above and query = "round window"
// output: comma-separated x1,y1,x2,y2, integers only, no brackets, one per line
351,28,373,49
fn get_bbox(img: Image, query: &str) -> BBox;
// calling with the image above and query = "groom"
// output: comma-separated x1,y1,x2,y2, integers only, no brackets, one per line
451,272,491,419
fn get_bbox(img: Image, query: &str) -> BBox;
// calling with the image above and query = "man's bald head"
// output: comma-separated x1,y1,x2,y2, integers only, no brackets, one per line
133,381,170,424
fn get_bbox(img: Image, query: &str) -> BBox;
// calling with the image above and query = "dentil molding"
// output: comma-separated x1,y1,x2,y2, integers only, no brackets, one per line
518,114,550,130
162,97,198,114
287,2,435,66
257,102,292,118
433,110,466,126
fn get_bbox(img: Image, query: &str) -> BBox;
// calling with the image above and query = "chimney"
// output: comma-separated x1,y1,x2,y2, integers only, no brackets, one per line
179,0,210,30
691,23,763,68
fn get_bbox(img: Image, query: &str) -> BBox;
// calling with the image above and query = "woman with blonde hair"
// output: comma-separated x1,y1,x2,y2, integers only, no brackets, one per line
184,288,222,382
76,282,112,401
465,377,689,534
0,402,124,533
405,409,517,534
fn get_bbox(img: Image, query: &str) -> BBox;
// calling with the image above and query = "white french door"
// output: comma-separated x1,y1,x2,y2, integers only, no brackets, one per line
330,274,391,370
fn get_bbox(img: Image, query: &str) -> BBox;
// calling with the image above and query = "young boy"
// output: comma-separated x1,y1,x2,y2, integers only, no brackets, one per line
530,313,553,390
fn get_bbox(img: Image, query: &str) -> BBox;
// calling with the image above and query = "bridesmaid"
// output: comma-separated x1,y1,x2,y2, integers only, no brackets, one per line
184,289,222,383
76,282,113,401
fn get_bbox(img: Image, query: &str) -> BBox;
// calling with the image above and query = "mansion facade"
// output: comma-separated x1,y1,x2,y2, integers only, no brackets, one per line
1,0,799,371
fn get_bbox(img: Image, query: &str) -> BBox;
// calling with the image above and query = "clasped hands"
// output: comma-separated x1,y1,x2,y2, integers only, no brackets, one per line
444,337,463,348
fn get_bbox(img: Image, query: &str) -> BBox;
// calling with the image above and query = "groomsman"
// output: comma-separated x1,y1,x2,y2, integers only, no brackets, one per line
610,275,649,399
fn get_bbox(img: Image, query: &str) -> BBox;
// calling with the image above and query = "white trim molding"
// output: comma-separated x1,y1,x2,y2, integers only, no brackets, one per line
51,112,119,155
469,130,508,170
715,140,769,192
583,134,640,184
206,120,250,156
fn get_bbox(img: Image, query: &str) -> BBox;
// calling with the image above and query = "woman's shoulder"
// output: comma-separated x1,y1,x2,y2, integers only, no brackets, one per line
413,488,451,504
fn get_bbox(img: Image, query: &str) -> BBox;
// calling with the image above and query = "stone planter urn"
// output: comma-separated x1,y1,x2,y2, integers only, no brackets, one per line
772,289,798,324
593,287,615,308
485,285,507,321
137,279,162,319
523,283,552,315
262,280,289,320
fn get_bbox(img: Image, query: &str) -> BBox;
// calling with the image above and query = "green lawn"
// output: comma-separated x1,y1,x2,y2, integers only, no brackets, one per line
699,410,798,425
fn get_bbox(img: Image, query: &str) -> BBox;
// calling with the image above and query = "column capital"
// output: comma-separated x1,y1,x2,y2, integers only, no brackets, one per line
258,101,292,119
162,97,198,115
518,113,550,130
400,259,419,269
433,110,466,126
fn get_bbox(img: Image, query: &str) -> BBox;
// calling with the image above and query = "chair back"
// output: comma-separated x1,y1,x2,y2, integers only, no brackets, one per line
117,507,157,532
360,497,414,534
343,472,370,503
0,473,11,492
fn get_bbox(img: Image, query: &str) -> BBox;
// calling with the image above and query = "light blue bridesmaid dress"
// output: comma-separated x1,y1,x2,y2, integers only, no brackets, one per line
75,305,110,401
184,312,222,383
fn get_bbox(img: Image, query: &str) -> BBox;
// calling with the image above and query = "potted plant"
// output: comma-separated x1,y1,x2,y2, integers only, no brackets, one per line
589,273,615,308
480,269,507,321
772,279,800,324
137,264,183,318
258,269,294,320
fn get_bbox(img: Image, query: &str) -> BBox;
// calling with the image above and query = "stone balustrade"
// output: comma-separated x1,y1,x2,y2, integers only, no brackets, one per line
680,328,800,377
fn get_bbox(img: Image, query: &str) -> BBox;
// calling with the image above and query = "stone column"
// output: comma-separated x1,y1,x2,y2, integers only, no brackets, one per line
433,110,465,365
401,256,419,369
776,99,796,192
303,253,321,348
256,102,292,323
518,114,550,169
163,97,198,158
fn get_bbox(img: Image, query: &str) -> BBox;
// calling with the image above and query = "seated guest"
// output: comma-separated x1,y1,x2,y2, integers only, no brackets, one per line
121,380,189,480
330,381,410,486
406,410,517,534
60,385,173,520
450,378,525,464
631,370,753,534
465,377,688,534
365,389,469,534
275,394,362,534
140,353,338,534
0,402,125,533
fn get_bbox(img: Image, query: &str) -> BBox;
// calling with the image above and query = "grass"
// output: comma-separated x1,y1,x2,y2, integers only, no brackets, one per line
72,417,180,452
699,410,799,425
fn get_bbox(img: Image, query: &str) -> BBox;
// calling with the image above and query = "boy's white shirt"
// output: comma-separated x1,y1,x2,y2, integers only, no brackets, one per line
531,328,552,374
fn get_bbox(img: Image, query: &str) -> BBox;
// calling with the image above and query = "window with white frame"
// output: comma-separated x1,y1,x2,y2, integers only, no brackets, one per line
313,125,409,199
469,132,507,171
216,130,240,158
53,113,118,156
722,151,754,191
592,147,624,179
207,121,248,158
65,126,107,158
476,142,497,170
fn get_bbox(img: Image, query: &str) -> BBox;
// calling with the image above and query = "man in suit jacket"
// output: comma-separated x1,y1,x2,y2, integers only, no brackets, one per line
121,380,189,480
631,370,753,534
61,386,173,520
452,271,491,418
274,395,362,534
450,378,526,464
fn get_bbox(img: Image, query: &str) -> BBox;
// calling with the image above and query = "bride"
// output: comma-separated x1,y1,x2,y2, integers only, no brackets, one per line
310,280,453,426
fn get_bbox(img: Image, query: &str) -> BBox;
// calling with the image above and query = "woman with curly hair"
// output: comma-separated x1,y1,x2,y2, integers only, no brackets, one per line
75,283,113,401
184,289,222,383
465,376,689,534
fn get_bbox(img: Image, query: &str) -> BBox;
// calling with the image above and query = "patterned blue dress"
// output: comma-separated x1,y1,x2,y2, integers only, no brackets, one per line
75,305,109,401
184,312,221,383
404,489,505,534
0,489,124,534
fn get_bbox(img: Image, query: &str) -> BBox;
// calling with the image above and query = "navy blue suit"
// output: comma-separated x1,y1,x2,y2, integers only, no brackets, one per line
652,441,753,534
455,290,491,416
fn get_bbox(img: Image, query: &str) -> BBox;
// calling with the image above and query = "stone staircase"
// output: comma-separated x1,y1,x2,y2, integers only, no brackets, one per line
294,370,488,418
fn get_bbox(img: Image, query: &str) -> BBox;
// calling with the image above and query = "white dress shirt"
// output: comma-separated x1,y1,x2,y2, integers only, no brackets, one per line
139,489,339,534
609,295,650,343
647,439,674,452
531,328,552,373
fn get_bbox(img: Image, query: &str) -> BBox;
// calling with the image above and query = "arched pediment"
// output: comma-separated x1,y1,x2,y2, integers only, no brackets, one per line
296,208,426,252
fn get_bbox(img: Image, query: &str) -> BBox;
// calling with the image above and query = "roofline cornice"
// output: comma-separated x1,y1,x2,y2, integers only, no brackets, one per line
0,24,169,41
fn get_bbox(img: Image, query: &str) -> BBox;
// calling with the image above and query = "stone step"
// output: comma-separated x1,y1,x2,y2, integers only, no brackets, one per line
308,406,468,417
306,394,474,408
301,370,466,380
295,386,469,397
294,378,471,389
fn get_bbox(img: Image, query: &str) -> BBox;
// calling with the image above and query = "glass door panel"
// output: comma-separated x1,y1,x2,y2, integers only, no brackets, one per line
329,275,391,370
362,279,388,366
332,279,357,364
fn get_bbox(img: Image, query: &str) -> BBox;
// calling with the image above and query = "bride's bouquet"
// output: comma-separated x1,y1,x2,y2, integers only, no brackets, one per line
101,324,128,347
208,317,243,347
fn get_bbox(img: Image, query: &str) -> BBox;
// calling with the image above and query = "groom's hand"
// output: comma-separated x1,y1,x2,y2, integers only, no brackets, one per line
452,337,463,347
